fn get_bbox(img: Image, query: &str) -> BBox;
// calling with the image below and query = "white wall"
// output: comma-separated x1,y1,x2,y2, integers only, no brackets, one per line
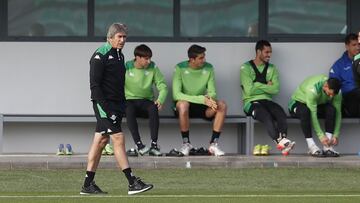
1,42,343,115
2,42,354,154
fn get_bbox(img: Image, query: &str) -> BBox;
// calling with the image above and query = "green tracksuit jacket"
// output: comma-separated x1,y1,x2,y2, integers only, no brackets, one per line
125,60,168,104
172,61,217,104
240,61,280,113
289,75,342,138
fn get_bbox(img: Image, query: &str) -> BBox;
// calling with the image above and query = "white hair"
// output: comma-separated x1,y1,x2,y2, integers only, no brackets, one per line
107,23,128,39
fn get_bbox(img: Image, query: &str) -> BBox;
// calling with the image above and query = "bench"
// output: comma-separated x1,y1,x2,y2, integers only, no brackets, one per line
2,114,358,155
0,114,251,154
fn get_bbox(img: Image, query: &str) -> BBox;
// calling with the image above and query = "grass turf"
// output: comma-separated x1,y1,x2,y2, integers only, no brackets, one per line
0,168,360,203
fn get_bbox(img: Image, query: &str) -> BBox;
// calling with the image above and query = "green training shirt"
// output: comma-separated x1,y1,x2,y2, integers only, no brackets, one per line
353,53,360,87
288,75,342,138
172,61,217,104
240,61,280,113
355,53,360,61
125,60,168,104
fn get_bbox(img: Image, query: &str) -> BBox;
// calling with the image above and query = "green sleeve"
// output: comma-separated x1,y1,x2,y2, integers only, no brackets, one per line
332,94,342,137
206,69,217,99
154,67,168,104
255,67,280,95
172,67,205,104
306,93,324,138
240,66,267,96
355,53,360,61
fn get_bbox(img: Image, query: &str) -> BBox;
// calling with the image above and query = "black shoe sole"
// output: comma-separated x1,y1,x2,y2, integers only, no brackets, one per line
325,154,340,157
128,185,153,195
311,155,326,158
149,153,163,156
80,191,108,195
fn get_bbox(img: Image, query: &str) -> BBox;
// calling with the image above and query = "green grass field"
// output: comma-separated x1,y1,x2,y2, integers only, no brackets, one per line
0,168,360,203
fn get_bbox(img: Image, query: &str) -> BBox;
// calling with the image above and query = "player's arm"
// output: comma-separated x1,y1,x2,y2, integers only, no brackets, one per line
90,53,110,114
306,92,325,140
89,53,116,122
90,53,105,101
153,67,168,106
256,66,280,95
240,65,267,96
206,69,217,100
332,94,342,139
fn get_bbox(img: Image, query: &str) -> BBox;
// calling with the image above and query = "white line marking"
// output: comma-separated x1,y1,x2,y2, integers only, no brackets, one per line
0,194,360,198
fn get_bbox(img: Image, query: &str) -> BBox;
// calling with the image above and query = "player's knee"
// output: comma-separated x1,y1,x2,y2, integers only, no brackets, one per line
111,133,125,145
99,136,110,148
217,100,227,113
176,101,189,114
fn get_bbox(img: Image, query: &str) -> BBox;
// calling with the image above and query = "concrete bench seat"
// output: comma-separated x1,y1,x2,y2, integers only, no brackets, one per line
0,114,250,154
2,114,358,155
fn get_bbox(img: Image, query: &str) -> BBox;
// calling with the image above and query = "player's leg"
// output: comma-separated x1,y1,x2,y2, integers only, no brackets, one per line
111,132,154,195
80,133,110,195
81,101,113,195
319,103,339,157
126,100,149,155
141,100,161,156
175,101,193,155
265,100,295,155
206,100,227,156
290,101,323,157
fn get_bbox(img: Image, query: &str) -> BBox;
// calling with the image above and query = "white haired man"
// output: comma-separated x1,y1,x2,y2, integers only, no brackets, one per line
81,23,153,195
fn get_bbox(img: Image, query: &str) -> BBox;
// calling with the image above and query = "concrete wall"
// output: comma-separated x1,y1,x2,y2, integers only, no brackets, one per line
2,42,357,154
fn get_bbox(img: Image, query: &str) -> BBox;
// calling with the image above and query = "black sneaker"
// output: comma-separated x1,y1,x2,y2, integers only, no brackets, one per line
165,148,184,157
310,150,326,158
128,177,153,195
80,181,108,195
149,146,162,156
323,149,340,157
127,148,139,157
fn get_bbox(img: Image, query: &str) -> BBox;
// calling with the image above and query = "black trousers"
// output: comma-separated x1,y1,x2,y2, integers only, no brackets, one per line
125,99,159,144
246,100,287,141
343,88,360,117
289,101,335,138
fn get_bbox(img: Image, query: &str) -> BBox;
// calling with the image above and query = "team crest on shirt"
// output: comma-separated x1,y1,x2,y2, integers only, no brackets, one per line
108,55,114,59
202,70,207,74
309,88,316,94
129,72,134,77
184,70,190,74
144,71,149,76
94,55,100,60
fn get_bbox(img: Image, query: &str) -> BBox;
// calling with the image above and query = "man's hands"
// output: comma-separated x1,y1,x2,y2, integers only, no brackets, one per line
320,136,339,147
330,137,338,146
320,136,330,147
154,100,163,110
204,95,217,111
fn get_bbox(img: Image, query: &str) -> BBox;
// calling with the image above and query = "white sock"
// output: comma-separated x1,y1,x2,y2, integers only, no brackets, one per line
306,138,316,148
323,145,333,151
325,132,333,140
324,132,334,150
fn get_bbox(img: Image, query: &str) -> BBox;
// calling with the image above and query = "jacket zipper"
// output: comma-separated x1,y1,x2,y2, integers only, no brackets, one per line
117,49,121,61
